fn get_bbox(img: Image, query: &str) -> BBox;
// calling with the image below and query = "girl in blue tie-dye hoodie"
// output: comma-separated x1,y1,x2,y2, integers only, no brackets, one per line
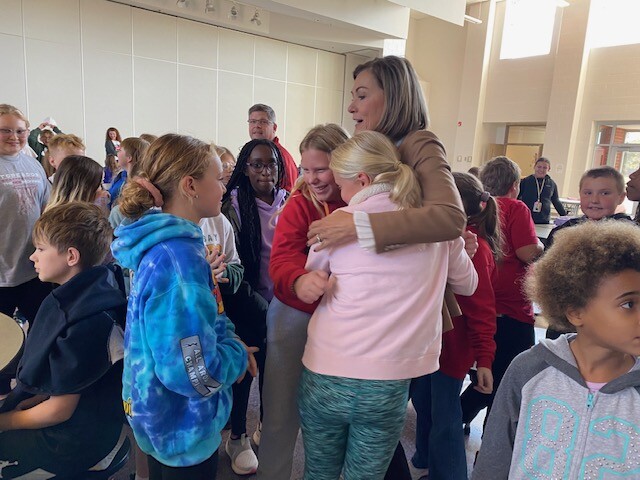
111,134,249,479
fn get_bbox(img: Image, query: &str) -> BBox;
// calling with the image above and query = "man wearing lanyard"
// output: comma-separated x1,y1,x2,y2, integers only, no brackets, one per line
518,157,567,224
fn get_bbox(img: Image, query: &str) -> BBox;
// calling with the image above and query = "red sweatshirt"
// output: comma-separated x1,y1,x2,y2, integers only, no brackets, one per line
439,229,497,379
269,192,345,314
273,137,299,192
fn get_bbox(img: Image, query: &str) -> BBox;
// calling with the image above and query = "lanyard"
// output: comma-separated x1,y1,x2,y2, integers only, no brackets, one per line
536,176,546,202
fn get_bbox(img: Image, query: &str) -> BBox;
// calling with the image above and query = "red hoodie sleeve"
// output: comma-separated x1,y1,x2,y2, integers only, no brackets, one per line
270,194,320,314
456,240,497,370
275,141,299,192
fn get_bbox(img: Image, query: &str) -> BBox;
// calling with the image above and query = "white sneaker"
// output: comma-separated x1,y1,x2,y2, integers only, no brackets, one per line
225,434,258,475
252,421,262,446
409,460,429,480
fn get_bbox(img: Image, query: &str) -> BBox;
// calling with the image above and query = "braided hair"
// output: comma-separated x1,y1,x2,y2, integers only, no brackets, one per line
223,139,285,287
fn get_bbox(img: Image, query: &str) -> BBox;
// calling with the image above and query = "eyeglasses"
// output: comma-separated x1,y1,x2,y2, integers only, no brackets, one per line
0,128,29,137
246,162,278,173
247,119,273,127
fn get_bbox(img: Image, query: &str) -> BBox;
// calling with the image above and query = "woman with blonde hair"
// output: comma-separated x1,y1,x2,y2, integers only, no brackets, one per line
47,156,109,212
297,131,477,480
257,123,349,479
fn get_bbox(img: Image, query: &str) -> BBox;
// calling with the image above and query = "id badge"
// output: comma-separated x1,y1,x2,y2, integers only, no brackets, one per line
533,201,542,212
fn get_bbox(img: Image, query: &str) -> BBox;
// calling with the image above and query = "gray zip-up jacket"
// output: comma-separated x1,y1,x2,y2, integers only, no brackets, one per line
473,335,640,480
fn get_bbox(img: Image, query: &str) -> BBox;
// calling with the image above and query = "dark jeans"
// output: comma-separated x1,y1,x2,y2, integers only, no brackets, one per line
460,315,534,427
231,345,266,436
383,442,411,480
410,371,466,480
148,451,218,480
0,277,52,393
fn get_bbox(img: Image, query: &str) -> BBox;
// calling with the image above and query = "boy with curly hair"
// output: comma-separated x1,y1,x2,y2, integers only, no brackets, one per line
473,220,640,479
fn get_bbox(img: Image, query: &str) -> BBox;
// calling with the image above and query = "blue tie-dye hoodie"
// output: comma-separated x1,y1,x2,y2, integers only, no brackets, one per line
111,211,247,467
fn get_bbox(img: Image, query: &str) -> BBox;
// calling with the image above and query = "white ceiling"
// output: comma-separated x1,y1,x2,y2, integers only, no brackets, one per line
109,0,476,54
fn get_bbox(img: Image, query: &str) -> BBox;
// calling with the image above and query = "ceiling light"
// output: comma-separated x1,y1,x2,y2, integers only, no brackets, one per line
205,0,215,13
251,9,261,26
556,0,570,7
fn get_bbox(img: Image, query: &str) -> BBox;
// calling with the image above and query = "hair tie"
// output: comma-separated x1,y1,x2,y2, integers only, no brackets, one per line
394,161,402,169
480,191,491,202
134,177,164,207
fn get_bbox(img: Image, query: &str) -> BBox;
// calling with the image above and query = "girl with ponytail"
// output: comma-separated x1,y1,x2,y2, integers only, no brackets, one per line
295,131,478,480
111,134,250,479
409,171,501,480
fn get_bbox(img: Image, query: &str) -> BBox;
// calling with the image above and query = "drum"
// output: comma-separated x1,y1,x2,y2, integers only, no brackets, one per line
0,312,25,374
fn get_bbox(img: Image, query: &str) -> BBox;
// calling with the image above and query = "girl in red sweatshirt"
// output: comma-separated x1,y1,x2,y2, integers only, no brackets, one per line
409,171,501,480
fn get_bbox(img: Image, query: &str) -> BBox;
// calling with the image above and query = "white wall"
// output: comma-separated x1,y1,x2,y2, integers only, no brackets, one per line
405,16,467,158
569,42,640,194
482,1,561,123
0,0,346,163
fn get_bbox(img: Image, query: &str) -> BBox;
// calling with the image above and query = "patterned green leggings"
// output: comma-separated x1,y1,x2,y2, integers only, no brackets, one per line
298,368,410,480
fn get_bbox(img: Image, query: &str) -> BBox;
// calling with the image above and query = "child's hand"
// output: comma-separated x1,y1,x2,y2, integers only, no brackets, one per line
293,271,330,304
236,342,260,383
205,248,229,284
462,230,478,259
473,367,493,394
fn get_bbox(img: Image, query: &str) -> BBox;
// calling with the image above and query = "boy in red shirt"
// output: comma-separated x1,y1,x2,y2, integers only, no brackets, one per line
460,156,544,432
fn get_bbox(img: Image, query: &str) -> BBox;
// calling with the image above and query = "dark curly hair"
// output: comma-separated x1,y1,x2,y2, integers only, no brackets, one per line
223,139,284,288
526,220,640,332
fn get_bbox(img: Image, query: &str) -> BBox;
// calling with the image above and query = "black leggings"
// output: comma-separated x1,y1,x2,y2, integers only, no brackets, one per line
230,345,266,436
460,315,534,426
148,451,218,480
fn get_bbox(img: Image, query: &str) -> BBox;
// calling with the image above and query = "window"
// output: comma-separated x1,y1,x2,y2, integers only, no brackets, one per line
588,0,640,49
500,0,560,60
593,122,640,214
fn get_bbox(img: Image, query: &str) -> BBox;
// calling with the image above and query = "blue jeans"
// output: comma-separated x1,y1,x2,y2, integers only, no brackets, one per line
410,371,466,480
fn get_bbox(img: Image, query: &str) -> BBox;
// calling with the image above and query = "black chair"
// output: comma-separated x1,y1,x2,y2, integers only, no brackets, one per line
54,437,131,480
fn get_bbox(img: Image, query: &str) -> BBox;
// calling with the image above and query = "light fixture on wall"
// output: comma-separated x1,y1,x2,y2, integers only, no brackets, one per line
251,9,261,26
176,0,187,7
205,0,215,13
229,4,238,19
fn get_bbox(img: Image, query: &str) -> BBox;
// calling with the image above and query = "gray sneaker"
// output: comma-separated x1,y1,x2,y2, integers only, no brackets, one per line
225,434,258,475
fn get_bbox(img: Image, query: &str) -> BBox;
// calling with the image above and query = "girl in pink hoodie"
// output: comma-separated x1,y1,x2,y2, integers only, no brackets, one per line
297,131,477,480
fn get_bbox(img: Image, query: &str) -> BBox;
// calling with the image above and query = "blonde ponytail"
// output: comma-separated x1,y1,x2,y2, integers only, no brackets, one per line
330,131,422,209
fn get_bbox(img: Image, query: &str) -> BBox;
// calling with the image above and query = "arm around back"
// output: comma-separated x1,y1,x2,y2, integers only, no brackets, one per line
368,131,466,252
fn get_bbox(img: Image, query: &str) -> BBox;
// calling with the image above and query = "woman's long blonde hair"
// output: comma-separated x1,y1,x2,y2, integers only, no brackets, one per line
330,131,422,209
281,123,349,217
46,155,103,211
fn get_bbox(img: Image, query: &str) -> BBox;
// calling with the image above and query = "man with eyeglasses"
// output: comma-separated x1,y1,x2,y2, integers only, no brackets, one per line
247,104,298,191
